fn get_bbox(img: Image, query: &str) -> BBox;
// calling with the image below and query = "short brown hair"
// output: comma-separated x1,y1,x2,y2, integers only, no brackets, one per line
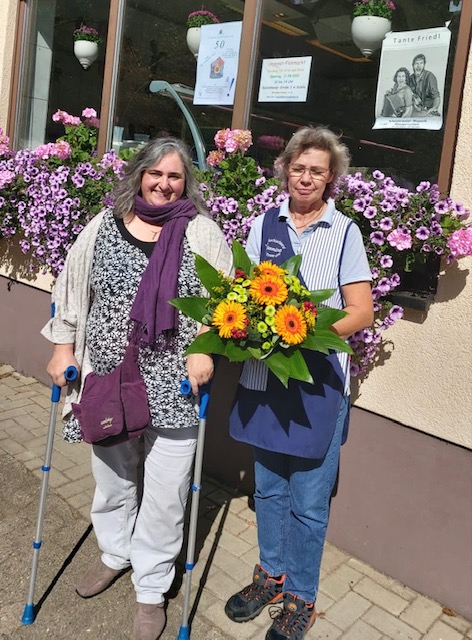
274,126,350,199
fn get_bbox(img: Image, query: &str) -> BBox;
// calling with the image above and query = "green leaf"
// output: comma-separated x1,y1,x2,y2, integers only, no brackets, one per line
315,307,348,329
264,352,290,388
232,240,253,274
247,346,264,359
281,254,302,276
308,289,336,304
194,254,224,294
169,297,208,323
185,331,226,356
224,341,253,362
264,349,313,387
304,330,353,355
286,350,314,384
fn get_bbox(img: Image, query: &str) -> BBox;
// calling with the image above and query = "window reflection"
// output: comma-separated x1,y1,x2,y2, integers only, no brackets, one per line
250,0,462,185
113,0,241,161
16,0,109,149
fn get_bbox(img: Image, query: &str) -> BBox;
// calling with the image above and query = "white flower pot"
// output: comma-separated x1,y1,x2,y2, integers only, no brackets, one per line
351,16,391,57
186,27,201,59
74,39,99,69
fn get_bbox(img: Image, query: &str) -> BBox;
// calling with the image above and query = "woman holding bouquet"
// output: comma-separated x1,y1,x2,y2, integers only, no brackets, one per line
225,126,373,640
42,137,232,640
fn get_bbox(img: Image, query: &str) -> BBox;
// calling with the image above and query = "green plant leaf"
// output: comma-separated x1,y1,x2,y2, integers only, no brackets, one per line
264,352,290,388
232,240,253,274
194,254,224,294
169,297,208,323
308,289,336,304
315,307,348,329
185,331,226,356
304,330,353,355
224,341,253,362
286,350,314,384
281,254,302,276
247,346,263,359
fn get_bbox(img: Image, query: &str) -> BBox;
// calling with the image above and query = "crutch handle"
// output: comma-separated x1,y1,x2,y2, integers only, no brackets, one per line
51,366,78,403
179,380,210,420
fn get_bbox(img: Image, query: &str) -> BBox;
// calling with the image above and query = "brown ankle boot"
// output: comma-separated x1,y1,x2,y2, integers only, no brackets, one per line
133,603,166,640
76,558,125,598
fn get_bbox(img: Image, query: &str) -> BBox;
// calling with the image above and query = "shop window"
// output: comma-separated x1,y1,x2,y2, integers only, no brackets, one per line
15,0,110,149
247,0,465,302
112,0,242,162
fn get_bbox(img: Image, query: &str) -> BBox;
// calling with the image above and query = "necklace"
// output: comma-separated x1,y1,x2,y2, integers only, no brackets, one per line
292,203,326,231
125,217,161,241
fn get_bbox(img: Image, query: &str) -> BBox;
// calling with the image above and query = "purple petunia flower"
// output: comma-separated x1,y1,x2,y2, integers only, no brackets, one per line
415,226,430,240
370,231,385,246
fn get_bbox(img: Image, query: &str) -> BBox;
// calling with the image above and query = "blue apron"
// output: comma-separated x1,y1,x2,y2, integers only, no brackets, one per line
229,209,348,460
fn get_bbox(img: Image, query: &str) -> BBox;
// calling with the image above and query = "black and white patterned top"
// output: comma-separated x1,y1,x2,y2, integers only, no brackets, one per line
63,211,202,442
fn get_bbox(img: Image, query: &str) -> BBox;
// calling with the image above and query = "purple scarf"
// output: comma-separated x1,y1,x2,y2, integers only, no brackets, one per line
129,195,198,348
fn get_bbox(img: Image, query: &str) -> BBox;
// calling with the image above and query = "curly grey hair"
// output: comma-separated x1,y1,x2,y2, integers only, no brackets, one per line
113,137,207,218
274,126,350,199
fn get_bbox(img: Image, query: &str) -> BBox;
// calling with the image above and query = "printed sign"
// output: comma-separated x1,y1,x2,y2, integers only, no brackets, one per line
193,21,242,106
373,27,451,130
258,57,312,103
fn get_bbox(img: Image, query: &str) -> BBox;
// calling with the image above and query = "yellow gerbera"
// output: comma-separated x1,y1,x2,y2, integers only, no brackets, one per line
212,300,247,338
274,305,307,345
256,261,286,278
250,275,288,306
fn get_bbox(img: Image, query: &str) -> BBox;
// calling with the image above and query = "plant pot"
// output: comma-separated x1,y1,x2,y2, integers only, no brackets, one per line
74,39,99,69
351,16,391,57
186,27,201,59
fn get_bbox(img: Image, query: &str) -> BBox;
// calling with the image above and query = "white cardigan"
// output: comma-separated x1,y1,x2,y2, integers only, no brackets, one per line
41,210,233,417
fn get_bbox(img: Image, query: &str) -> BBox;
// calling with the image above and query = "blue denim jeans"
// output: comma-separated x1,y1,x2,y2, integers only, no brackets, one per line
253,395,349,603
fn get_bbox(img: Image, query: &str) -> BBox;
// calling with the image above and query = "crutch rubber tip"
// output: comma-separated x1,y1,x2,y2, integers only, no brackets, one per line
21,603,35,625
177,626,190,640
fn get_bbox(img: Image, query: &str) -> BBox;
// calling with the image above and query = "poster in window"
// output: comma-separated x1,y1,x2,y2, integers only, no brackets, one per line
373,27,451,131
193,21,242,106
258,57,312,102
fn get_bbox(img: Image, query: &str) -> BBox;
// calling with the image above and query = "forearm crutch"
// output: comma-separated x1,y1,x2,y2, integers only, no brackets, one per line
177,379,210,640
21,364,77,625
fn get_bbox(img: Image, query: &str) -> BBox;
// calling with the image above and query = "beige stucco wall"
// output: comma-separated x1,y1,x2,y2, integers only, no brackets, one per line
354,49,472,449
0,0,18,129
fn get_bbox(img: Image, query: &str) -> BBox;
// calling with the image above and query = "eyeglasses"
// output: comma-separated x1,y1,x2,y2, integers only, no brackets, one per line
288,166,330,181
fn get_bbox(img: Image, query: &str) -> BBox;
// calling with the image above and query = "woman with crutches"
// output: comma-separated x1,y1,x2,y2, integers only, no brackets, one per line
42,138,232,640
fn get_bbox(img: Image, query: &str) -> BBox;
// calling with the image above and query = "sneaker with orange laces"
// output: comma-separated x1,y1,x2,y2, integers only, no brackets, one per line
266,592,316,639
224,564,285,623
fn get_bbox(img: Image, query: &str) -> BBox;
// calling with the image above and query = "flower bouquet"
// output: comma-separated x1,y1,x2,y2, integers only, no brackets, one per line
353,0,396,20
73,24,103,44
186,10,220,28
171,242,352,387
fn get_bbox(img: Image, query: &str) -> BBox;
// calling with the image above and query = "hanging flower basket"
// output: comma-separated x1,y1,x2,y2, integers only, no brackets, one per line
351,15,392,57
351,0,395,56
73,25,102,69
186,10,220,59
74,40,99,69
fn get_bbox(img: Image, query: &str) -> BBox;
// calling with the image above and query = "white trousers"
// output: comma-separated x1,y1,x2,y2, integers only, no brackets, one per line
90,427,197,604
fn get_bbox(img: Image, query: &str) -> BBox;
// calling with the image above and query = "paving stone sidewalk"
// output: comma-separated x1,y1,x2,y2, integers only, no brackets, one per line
1,363,471,640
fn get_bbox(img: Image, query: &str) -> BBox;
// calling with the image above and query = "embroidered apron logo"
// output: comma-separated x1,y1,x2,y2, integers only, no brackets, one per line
265,238,286,258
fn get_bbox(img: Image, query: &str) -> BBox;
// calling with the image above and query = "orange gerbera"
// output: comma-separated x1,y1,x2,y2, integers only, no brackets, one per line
212,300,247,338
274,305,307,345
256,261,286,278
250,275,288,306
